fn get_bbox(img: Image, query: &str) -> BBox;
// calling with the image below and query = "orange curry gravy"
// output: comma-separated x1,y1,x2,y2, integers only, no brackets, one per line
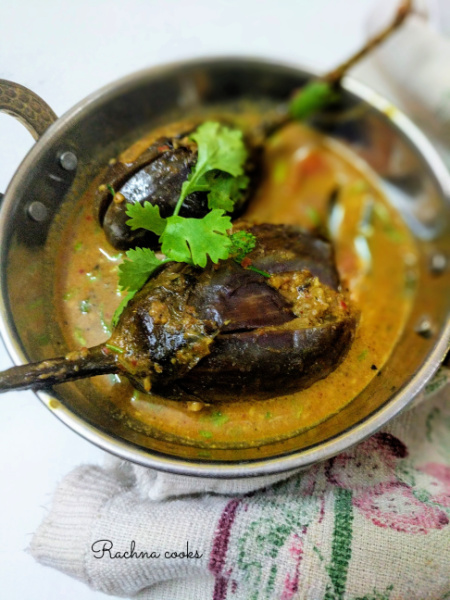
54,122,418,449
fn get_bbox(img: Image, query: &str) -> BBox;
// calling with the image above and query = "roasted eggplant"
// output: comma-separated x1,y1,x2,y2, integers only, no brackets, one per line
0,224,356,402
95,119,261,250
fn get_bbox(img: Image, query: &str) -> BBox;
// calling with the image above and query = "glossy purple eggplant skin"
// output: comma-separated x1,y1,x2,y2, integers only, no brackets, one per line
95,121,261,250
238,223,340,289
101,142,209,250
179,320,354,401
0,224,356,400
111,224,356,402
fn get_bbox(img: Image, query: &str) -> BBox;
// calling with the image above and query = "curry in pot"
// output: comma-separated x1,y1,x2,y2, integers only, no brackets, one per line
48,121,417,449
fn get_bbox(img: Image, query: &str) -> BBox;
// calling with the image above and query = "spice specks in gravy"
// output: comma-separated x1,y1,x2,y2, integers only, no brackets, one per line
54,122,418,450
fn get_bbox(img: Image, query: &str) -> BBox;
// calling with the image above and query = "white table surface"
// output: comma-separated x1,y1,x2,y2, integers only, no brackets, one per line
0,1,393,597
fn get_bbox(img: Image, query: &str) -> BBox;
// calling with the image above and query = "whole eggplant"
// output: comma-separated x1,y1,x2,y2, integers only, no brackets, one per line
95,119,261,250
159,224,355,400
0,224,356,403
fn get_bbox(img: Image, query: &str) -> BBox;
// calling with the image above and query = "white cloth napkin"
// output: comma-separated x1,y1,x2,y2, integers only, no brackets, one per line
29,5,450,598
30,376,450,600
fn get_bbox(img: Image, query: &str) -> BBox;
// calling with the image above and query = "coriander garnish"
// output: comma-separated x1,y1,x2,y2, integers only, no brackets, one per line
112,121,259,324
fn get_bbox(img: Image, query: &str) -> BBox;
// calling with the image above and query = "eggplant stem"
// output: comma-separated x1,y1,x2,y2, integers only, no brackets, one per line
0,345,118,393
257,0,413,140
324,0,413,86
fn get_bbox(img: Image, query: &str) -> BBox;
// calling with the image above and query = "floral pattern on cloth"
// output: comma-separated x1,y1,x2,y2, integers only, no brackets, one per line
209,373,450,600
326,432,449,534
28,369,449,600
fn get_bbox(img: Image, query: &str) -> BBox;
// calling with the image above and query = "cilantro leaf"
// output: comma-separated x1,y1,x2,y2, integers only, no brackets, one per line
110,122,250,322
175,122,248,213
118,247,167,291
289,81,336,120
228,230,257,262
207,173,249,212
161,209,232,267
191,121,247,177
125,202,166,235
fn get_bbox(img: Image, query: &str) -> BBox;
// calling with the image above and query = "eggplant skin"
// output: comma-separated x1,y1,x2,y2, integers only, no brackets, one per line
188,259,295,332
95,119,262,250
102,146,210,250
110,223,356,402
110,263,218,387
95,119,201,225
176,223,357,402
241,223,340,290
159,316,356,401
